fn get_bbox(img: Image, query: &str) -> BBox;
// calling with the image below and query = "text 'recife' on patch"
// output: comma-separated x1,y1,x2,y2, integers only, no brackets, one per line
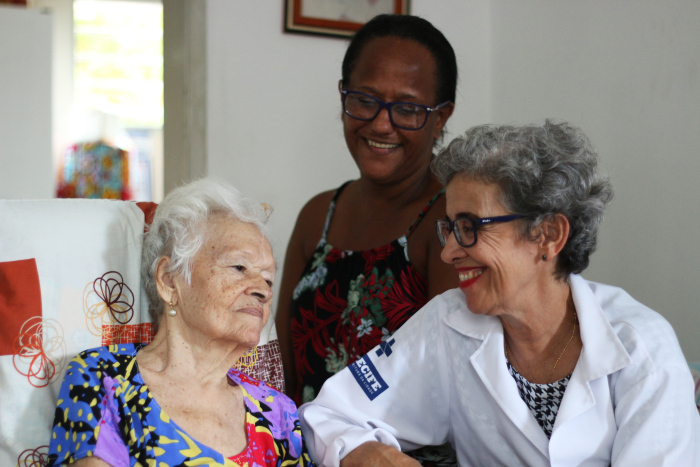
349,355,389,401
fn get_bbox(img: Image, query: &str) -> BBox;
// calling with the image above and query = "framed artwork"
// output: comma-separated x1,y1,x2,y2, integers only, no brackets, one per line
285,0,410,38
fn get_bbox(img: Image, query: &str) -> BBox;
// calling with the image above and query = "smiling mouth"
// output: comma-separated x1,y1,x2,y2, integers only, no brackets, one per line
367,139,399,150
458,269,484,282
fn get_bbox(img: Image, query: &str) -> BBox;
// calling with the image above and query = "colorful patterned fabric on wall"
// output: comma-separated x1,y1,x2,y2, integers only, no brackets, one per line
57,142,131,199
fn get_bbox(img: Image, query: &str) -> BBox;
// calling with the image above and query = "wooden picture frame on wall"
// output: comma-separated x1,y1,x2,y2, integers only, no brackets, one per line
284,0,410,38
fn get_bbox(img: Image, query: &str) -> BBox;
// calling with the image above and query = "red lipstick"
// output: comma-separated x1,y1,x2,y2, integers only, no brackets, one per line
456,267,485,289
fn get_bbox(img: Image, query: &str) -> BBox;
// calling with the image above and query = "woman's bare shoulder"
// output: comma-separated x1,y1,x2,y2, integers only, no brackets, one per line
297,188,337,224
290,188,339,258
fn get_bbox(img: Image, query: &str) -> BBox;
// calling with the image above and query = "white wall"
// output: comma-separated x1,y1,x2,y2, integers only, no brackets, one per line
205,0,700,360
0,7,53,199
490,0,700,361
31,0,73,181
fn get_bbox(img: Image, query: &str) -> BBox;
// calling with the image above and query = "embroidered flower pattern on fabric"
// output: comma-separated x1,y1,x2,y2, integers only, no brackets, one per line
83,271,135,336
12,318,65,388
17,445,49,467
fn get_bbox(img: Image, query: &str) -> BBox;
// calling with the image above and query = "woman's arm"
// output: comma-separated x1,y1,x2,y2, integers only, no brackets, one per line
300,294,453,467
276,191,334,397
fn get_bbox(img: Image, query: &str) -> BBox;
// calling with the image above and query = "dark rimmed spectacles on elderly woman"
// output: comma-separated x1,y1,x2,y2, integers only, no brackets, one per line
340,88,451,131
435,215,524,248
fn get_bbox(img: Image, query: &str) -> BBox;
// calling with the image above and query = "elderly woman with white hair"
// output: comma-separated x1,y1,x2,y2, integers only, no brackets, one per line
299,121,700,466
47,179,314,466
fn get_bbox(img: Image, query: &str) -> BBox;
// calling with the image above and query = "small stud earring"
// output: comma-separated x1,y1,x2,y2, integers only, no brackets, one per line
168,301,176,317
542,254,547,261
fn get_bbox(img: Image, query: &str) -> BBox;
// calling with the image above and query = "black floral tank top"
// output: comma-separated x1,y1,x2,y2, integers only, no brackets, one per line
290,181,444,404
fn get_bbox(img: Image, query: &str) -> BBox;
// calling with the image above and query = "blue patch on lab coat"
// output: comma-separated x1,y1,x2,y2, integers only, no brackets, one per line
349,355,389,401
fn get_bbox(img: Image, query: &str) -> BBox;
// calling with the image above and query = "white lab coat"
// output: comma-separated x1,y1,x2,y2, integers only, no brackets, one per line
299,275,700,466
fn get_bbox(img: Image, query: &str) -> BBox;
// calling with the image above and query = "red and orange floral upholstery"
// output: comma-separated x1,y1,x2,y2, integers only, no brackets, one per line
0,199,284,466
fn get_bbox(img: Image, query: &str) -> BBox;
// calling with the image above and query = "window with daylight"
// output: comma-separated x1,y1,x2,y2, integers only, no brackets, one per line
72,0,163,201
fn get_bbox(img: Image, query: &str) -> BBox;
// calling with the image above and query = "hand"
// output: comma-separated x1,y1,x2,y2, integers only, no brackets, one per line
340,442,421,467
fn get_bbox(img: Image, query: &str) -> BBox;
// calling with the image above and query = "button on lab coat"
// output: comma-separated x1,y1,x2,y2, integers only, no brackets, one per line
300,275,700,466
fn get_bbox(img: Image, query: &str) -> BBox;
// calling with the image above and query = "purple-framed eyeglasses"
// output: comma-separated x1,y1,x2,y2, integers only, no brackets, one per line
435,215,525,248
340,88,451,131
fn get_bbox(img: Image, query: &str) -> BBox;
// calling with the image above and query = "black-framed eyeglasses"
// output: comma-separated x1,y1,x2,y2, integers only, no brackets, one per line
435,215,525,248
340,89,451,131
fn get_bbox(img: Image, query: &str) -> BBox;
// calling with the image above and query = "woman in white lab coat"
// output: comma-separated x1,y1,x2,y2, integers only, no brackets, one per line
299,120,700,466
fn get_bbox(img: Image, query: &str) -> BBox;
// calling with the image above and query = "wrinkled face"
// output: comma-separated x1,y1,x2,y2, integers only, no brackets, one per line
342,36,452,183
440,176,539,316
175,215,276,349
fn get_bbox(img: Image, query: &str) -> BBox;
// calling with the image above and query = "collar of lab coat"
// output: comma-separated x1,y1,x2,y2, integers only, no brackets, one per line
442,274,633,457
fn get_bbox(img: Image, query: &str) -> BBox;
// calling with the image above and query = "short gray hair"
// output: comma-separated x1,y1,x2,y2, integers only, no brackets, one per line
141,179,271,329
431,120,613,279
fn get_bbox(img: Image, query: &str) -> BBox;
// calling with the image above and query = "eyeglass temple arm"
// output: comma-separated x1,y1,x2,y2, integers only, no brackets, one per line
428,101,452,112
477,214,524,225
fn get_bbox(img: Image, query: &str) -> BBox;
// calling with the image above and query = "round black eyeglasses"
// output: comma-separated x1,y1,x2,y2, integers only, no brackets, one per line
340,89,451,131
435,215,525,248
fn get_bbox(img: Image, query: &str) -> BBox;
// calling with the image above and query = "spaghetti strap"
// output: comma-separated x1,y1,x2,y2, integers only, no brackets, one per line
404,189,445,238
320,180,353,243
